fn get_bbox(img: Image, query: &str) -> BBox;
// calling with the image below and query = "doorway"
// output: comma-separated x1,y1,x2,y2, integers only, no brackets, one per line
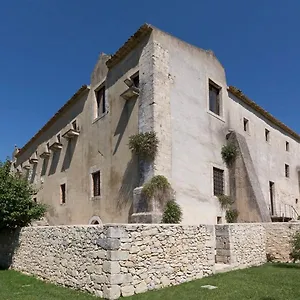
269,181,275,215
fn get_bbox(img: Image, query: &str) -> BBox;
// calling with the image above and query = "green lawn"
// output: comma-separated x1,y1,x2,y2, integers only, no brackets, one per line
0,264,300,300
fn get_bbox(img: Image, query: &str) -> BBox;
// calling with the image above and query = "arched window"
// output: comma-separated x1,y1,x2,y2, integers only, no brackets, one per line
88,216,102,225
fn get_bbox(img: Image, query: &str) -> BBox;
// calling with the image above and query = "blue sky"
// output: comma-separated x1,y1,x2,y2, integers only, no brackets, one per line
0,0,299,160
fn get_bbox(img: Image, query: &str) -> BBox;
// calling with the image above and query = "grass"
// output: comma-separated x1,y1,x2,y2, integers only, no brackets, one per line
1,264,300,299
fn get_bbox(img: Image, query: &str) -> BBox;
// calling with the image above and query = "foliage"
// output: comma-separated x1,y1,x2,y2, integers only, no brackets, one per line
129,131,159,160
225,209,239,223
266,253,276,263
0,160,46,230
217,195,234,210
290,231,300,263
161,200,182,224
221,143,238,167
142,175,171,201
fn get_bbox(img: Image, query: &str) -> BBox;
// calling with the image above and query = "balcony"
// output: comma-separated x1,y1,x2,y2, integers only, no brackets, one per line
29,153,38,164
39,144,51,158
62,123,80,139
121,77,139,100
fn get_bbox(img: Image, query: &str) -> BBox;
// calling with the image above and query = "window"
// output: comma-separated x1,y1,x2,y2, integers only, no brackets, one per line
243,118,249,132
285,164,290,178
57,134,61,144
60,183,66,204
269,181,275,215
209,81,221,116
72,120,77,130
33,197,37,203
213,167,224,196
265,129,270,142
132,73,139,88
217,216,222,224
286,141,289,152
95,86,106,117
92,171,101,197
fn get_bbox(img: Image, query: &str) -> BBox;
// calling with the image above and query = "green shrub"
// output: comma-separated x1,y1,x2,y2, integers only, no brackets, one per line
225,209,239,223
0,160,46,230
142,175,171,199
221,143,238,167
129,131,159,160
266,253,276,262
290,231,300,262
218,195,234,210
161,200,182,224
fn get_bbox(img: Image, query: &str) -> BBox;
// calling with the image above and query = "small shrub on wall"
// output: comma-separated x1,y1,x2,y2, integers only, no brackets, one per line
129,131,159,160
225,209,239,223
161,200,182,224
142,175,171,200
217,195,234,210
221,143,238,167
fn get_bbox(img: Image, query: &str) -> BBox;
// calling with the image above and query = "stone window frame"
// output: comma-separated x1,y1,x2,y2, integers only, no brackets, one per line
93,80,108,123
88,216,103,225
211,163,227,197
89,165,102,201
206,78,225,122
285,164,290,178
285,141,290,152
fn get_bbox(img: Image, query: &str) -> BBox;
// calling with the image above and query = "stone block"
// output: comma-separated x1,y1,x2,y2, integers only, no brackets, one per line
107,227,127,239
107,250,129,261
135,280,147,294
103,261,120,274
103,285,120,300
96,238,120,250
107,274,124,285
91,274,106,284
121,285,135,297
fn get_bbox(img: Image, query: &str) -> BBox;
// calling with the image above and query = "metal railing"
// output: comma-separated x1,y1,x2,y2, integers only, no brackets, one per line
270,203,299,221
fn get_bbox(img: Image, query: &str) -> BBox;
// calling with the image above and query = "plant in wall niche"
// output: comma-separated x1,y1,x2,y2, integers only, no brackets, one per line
142,175,172,204
161,200,182,224
290,231,300,263
129,131,159,160
225,208,239,223
217,195,234,210
221,143,238,167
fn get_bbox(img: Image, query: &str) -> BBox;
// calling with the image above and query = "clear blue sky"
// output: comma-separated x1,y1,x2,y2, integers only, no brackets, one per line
1,0,299,161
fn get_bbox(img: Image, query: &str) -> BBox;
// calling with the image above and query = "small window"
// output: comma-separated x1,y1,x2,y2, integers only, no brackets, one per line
92,171,101,197
265,129,270,142
285,164,290,178
209,81,221,116
95,86,106,117
57,134,61,144
213,167,224,196
72,120,77,130
296,199,298,204
217,216,222,224
132,73,139,88
60,183,66,204
286,141,289,152
33,197,37,203
243,118,249,132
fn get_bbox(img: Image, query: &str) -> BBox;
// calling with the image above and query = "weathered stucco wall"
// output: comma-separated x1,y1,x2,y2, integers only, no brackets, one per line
0,224,215,299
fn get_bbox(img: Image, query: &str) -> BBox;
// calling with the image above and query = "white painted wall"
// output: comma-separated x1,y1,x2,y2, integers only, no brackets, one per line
153,28,300,224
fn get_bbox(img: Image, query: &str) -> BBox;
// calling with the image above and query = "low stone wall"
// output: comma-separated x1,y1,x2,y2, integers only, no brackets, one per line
215,224,266,267
0,224,215,299
264,222,300,261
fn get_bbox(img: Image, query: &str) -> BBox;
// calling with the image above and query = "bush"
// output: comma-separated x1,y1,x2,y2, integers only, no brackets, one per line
225,209,239,223
290,231,300,263
0,160,46,230
161,200,182,224
129,131,159,160
217,195,234,210
142,175,171,200
221,143,238,167
266,253,276,262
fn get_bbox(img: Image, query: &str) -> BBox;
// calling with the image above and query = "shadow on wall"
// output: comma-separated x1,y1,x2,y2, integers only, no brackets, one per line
117,157,140,217
0,229,21,270
41,158,49,176
48,150,61,176
61,138,78,172
113,98,137,155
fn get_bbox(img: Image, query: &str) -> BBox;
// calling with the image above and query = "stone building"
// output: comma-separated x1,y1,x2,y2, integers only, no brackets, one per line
12,24,300,225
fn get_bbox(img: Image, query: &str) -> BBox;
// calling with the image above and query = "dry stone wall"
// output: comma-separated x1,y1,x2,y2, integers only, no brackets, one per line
0,224,215,299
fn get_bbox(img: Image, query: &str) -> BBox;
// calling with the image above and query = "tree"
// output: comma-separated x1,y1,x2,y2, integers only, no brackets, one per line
0,160,46,230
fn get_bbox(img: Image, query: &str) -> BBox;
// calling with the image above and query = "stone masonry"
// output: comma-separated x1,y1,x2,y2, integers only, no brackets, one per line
0,224,215,299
